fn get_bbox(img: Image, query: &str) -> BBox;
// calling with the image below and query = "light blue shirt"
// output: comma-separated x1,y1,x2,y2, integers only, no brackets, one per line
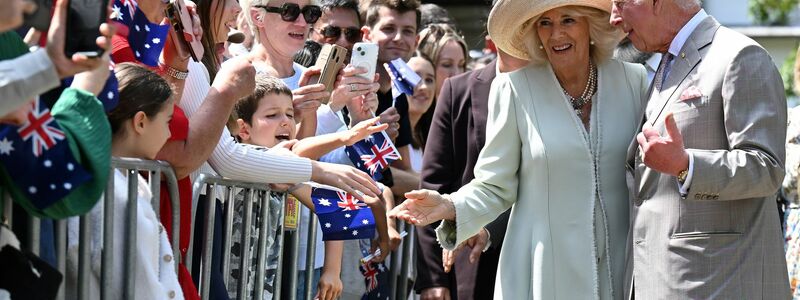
666,9,708,195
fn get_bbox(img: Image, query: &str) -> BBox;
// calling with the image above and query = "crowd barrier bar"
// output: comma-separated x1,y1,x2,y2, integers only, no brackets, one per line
2,157,180,300
303,212,319,300
189,173,297,300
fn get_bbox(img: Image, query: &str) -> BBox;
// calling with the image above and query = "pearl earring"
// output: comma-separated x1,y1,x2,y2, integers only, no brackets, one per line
590,40,595,45
538,45,544,50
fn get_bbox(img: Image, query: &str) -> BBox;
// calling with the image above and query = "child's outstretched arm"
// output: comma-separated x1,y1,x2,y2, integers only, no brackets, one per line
291,116,388,160
316,241,343,300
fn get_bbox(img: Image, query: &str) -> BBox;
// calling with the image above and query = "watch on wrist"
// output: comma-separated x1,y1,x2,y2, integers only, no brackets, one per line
677,169,689,184
163,65,189,80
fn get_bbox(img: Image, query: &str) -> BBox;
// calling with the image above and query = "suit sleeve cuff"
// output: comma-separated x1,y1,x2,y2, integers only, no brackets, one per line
677,152,695,196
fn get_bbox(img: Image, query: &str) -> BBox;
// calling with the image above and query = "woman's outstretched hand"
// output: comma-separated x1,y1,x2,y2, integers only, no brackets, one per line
388,189,456,226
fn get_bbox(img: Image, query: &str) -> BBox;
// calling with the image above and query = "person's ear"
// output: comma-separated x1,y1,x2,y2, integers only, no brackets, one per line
414,33,420,49
361,26,371,42
236,118,251,142
250,8,265,27
132,111,148,135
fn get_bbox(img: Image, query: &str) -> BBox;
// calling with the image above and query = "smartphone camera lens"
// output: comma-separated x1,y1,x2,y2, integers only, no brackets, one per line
361,51,366,56
356,47,362,51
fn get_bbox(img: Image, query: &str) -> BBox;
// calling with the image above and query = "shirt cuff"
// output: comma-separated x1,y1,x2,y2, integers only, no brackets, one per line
677,153,694,196
316,104,346,135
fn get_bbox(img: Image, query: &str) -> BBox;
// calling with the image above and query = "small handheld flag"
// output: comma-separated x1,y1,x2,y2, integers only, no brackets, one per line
383,58,421,107
345,131,402,181
0,100,92,210
312,186,377,241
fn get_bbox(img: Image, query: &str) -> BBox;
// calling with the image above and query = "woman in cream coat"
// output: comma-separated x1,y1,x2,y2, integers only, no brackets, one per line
390,0,648,298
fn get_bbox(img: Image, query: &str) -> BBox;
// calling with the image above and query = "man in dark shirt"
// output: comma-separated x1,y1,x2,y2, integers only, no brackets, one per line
362,0,421,197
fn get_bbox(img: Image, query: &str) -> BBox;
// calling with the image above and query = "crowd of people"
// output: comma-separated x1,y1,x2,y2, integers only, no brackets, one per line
1,0,800,299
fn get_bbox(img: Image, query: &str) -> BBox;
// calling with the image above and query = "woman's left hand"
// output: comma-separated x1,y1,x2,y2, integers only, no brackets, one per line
328,66,379,113
295,68,329,122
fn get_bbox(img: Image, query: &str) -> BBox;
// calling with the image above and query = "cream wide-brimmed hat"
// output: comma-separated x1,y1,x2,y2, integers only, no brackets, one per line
488,0,614,60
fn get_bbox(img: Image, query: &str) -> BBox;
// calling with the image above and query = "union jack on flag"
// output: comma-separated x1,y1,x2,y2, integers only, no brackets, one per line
312,185,376,241
18,100,65,157
337,190,368,211
358,239,390,300
0,98,92,210
345,131,401,181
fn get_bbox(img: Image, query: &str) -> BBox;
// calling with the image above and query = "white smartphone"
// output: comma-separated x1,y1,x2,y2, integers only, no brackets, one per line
349,42,379,81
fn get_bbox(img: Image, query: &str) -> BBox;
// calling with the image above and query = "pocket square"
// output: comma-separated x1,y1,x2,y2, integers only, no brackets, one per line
679,86,703,101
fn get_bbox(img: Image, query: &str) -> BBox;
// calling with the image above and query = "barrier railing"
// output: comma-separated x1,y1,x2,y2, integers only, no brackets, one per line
2,164,420,300
188,173,297,300
0,157,181,300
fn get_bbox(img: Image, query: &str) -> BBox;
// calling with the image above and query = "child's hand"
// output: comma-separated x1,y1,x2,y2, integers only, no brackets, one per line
315,270,343,300
370,236,390,263
387,224,402,252
345,117,389,145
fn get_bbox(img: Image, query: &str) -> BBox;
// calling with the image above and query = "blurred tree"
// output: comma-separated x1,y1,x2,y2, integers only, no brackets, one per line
749,0,799,25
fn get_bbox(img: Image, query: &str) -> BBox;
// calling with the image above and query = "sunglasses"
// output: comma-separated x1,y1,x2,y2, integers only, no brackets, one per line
255,3,322,24
319,25,361,44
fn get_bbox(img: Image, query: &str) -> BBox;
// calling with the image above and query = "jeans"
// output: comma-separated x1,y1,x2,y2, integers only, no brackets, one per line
296,268,321,298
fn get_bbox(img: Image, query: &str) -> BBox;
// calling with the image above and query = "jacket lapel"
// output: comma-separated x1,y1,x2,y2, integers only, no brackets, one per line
470,60,496,150
647,16,719,126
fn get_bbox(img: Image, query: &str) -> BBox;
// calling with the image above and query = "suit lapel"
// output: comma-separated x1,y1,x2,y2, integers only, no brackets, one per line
647,17,719,126
470,60,496,150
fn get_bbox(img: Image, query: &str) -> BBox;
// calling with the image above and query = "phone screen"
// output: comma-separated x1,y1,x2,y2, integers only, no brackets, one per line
64,0,109,57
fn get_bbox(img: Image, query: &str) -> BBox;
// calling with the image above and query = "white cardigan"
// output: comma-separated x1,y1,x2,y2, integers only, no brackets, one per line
66,170,183,300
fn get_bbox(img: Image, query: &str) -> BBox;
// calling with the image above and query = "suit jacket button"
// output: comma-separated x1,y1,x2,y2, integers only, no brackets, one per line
695,193,702,200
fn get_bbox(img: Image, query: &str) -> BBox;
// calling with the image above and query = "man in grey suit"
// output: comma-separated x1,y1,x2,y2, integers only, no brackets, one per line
611,0,791,298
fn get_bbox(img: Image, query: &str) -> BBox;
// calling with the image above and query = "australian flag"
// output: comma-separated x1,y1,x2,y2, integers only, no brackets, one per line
311,186,376,241
344,131,401,181
383,58,421,104
112,0,170,66
0,100,92,210
62,62,119,112
358,239,390,300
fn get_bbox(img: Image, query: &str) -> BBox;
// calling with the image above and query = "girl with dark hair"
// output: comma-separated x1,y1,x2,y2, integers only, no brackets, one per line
67,63,183,300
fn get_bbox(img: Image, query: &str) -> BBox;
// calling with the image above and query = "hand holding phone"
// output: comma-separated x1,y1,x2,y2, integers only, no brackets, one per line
64,0,109,58
312,44,348,104
165,0,204,61
349,42,378,81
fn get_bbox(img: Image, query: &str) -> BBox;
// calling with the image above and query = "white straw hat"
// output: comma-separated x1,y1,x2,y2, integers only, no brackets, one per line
488,0,613,60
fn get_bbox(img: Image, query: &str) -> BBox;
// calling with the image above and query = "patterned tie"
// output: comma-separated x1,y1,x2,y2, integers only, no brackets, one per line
652,53,674,91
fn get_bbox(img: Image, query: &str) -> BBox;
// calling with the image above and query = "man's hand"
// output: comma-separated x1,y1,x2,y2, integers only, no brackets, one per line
388,190,456,226
636,113,689,176
315,270,343,300
48,0,114,79
379,107,401,142
310,161,381,201
211,56,256,101
420,287,451,300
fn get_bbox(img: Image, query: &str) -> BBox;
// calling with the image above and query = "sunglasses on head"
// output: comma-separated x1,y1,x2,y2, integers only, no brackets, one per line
255,3,322,24
319,25,361,44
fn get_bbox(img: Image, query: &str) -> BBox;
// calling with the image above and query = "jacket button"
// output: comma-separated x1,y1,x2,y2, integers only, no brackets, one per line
168,291,175,299
164,255,172,263
695,193,702,200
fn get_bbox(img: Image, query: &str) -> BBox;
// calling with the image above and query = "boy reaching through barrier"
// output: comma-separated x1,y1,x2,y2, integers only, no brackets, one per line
66,63,183,300
229,74,392,300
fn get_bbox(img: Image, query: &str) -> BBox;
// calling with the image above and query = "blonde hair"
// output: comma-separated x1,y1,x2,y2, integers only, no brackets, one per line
240,0,320,43
522,5,621,66
417,23,469,69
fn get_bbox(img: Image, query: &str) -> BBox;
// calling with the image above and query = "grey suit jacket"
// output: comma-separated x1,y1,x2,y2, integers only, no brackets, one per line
625,16,791,299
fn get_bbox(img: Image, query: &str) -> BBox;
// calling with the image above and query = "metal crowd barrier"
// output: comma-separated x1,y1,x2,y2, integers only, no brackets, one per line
1,164,420,300
187,173,322,300
1,157,180,300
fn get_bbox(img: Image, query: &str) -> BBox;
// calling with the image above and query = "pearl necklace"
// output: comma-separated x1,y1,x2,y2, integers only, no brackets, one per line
563,62,597,117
